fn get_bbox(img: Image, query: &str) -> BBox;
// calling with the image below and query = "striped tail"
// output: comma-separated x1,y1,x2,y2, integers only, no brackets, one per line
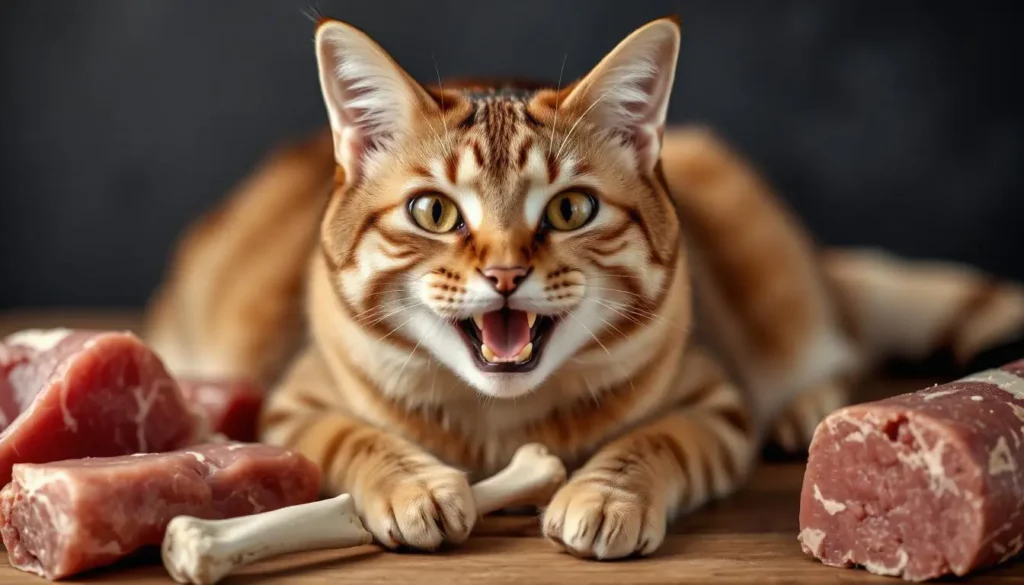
823,247,1024,374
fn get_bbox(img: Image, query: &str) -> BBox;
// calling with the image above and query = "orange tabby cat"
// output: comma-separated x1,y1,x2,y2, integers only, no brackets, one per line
145,16,1024,558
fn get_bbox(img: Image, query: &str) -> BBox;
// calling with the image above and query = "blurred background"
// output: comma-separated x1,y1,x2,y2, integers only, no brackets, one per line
1,0,1022,309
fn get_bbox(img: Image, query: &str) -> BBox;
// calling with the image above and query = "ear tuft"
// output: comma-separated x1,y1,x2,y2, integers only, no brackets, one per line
306,7,334,30
315,21,436,183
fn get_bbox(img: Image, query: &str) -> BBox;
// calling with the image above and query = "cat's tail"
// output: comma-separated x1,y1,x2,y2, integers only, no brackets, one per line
821,247,1024,372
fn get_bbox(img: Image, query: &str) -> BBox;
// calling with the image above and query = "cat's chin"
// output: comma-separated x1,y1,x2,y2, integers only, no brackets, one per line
465,370,549,400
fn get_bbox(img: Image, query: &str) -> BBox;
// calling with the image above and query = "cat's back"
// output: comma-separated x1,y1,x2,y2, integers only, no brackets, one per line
145,129,336,386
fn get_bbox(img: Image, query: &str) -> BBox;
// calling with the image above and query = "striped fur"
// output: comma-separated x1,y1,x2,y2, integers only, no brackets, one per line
145,17,1024,559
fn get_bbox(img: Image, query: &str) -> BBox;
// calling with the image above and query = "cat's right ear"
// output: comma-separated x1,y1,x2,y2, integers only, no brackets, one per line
315,20,439,185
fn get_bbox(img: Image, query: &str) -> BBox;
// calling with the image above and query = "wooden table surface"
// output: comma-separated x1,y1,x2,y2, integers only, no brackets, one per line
1,310,1023,584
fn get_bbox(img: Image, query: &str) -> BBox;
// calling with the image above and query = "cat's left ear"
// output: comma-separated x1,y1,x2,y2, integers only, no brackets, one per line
563,17,681,170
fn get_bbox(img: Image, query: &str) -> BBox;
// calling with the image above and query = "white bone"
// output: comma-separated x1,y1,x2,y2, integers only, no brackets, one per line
473,442,567,515
161,443,565,584
162,493,371,585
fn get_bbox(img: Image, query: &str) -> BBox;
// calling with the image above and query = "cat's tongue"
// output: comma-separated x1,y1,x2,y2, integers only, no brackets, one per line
481,310,531,359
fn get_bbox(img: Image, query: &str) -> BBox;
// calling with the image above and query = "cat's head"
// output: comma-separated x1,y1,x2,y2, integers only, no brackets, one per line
316,17,683,398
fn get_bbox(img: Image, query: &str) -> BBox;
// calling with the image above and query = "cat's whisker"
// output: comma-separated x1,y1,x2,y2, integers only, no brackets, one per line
351,297,419,317
352,299,413,320
566,311,611,356
428,360,439,403
597,299,687,332
596,316,629,340
569,321,640,397
555,87,612,161
597,298,661,320
596,299,663,318
352,303,419,321
547,53,568,158
361,287,417,299
376,314,418,343
350,305,397,324
431,53,454,156
590,272,653,282
582,376,600,405
593,299,647,327
363,303,420,328
394,315,446,387
594,298,663,324
586,285,662,300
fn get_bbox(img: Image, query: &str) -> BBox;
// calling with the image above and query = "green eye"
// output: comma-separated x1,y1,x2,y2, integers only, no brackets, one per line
545,191,596,231
410,193,461,233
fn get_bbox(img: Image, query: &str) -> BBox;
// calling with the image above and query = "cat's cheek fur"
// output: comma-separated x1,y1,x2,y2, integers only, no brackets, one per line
403,313,490,390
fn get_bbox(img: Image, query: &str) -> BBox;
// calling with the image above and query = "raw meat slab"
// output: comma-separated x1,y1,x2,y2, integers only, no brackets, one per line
0,442,321,580
177,379,263,442
0,330,198,486
799,359,1024,581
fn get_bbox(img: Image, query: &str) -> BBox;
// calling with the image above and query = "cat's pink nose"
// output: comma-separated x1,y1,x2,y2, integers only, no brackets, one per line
481,266,529,295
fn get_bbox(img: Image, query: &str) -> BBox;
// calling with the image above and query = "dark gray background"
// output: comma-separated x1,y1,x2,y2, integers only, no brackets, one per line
2,0,1022,308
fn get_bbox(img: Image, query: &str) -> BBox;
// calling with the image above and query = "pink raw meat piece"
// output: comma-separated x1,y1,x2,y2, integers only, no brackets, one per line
0,329,198,486
177,379,263,442
799,358,1024,581
0,442,321,580
0,339,38,427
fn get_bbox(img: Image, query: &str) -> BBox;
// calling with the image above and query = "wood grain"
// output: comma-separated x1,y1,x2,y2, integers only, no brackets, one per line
0,311,1022,583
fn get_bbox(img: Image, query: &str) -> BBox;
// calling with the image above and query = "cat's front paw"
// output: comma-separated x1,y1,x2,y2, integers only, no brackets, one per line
357,466,475,550
542,476,666,560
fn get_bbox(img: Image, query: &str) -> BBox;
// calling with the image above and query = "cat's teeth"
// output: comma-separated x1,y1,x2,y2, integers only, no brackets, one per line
472,314,485,331
481,344,497,362
516,342,533,362
480,343,533,364
526,312,537,329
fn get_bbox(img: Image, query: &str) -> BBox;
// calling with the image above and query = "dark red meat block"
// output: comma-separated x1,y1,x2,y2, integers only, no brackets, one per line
799,359,1024,581
0,442,321,580
178,379,263,442
0,329,198,486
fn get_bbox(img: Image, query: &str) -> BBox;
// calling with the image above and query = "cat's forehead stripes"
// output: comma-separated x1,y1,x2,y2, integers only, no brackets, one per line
467,99,527,174
409,90,583,232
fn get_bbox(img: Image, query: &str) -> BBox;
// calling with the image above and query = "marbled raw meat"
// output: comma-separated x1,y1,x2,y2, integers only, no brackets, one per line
0,329,198,486
0,442,321,580
178,379,263,442
799,359,1024,581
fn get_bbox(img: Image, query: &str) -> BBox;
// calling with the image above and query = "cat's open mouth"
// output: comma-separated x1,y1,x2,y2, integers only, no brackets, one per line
455,309,557,373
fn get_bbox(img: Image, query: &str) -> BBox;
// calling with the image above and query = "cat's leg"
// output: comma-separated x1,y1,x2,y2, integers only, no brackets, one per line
542,349,756,560
260,349,475,550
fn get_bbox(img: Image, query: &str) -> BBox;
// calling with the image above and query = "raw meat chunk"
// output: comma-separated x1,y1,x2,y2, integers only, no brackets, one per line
178,379,263,442
0,329,198,486
0,442,321,580
799,359,1024,581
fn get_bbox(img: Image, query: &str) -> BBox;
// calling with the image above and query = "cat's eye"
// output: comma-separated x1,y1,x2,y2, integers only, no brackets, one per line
544,191,596,231
409,193,462,233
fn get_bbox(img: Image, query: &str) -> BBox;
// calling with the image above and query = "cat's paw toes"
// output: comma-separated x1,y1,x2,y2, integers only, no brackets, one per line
358,468,475,550
542,478,665,560
770,382,848,453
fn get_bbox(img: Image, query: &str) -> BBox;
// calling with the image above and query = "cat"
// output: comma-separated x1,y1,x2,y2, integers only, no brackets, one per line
145,16,1024,559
